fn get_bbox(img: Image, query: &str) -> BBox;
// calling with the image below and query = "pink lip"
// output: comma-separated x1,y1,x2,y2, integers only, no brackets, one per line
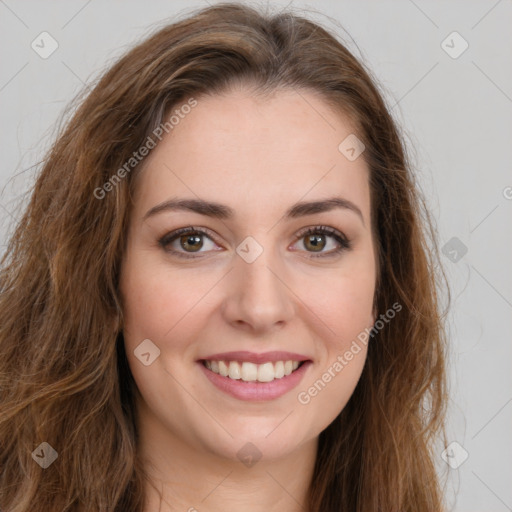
198,360,313,401
198,351,311,364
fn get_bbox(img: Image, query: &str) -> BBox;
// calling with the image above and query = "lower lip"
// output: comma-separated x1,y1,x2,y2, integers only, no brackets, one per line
198,360,312,401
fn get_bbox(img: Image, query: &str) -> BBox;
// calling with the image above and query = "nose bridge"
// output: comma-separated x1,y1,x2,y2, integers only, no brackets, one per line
222,235,295,331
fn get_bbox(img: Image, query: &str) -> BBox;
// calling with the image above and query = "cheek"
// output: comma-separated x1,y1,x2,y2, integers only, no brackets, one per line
120,251,224,363
298,278,372,425
302,259,374,420
324,280,374,343
120,254,192,350
120,260,202,403
297,251,374,415
303,341,368,427
307,260,376,345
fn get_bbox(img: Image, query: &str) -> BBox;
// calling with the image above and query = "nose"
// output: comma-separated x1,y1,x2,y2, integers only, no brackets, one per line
221,246,296,334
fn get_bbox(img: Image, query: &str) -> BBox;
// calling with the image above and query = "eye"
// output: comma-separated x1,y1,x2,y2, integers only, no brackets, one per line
291,225,351,258
158,226,220,259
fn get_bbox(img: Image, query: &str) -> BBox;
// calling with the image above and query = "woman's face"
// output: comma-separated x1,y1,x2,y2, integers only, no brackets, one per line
119,87,377,464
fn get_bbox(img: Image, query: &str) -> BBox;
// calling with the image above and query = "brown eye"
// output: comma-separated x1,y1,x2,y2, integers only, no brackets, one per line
179,233,203,252
158,227,220,258
293,225,352,258
303,233,326,252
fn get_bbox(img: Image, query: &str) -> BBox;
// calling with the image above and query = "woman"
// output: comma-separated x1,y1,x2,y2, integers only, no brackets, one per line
0,2,450,511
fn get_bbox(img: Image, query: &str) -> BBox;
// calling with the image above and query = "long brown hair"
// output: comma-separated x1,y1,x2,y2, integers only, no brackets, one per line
0,3,451,510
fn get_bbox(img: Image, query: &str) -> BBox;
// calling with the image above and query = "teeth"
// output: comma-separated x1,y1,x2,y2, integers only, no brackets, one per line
203,359,304,382
218,361,229,377
241,362,258,382
228,361,241,380
274,361,285,379
257,362,274,382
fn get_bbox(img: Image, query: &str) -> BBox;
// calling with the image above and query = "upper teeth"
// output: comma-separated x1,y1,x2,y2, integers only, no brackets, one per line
204,360,301,382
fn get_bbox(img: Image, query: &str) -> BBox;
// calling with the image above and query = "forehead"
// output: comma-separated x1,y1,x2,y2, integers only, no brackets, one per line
133,88,370,221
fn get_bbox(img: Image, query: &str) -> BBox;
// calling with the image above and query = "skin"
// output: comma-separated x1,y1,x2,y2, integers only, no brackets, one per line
119,86,377,512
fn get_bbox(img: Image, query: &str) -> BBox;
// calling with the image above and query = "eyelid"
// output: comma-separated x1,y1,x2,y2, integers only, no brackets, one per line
293,224,347,242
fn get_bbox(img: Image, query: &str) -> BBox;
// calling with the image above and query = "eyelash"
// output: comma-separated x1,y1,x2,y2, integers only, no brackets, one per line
158,225,352,260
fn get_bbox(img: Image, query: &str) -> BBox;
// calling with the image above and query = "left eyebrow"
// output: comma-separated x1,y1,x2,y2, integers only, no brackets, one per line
286,197,365,226
143,196,365,226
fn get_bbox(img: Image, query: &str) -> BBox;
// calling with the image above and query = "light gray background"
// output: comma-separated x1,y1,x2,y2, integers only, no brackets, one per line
1,1,511,511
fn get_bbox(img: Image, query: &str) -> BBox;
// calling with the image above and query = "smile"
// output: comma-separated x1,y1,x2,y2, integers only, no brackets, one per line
202,359,303,383
198,359,312,401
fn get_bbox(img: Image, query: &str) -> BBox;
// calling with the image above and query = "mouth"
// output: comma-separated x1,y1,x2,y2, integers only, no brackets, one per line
200,359,307,383
197,358,313,401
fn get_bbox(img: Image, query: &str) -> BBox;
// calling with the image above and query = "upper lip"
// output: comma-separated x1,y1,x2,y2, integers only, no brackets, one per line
198,351,311,364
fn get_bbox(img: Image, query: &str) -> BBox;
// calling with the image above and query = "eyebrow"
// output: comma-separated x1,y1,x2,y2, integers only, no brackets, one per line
143,196,365,226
